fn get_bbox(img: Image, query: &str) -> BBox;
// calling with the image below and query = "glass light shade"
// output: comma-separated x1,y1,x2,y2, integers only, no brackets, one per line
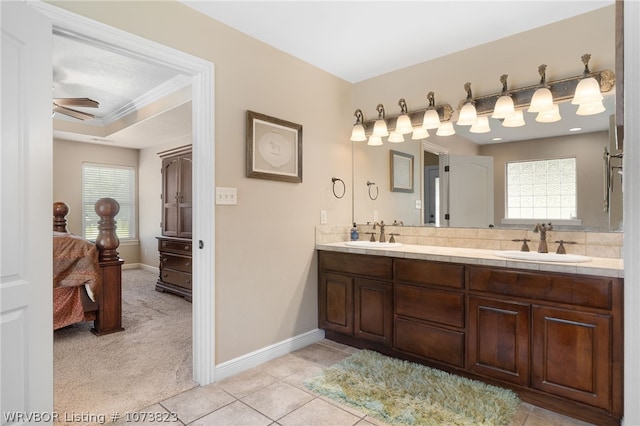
387,131,405,143
422,109,441,129
535,103,561,123
350,124,366,142
492,95,515,119
367,135,383,146
528,87,554,113
576,100,606,115
456,102,477,126
469,116,491,133
502,110,526,127
436,121,456,136
411,127,429,140
571,77,603,105
395,114,413,134
372,119,389,137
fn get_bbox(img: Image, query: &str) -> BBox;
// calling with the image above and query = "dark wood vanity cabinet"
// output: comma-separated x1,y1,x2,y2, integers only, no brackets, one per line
317,250,623,425
467,266,622,421
318,251,393,346
393,259,465,367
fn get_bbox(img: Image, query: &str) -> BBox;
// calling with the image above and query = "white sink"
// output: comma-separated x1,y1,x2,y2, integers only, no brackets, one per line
494,250,590,263
345,241,402,248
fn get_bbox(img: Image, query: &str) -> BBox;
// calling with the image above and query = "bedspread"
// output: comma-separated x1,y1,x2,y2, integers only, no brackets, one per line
53,232,101,300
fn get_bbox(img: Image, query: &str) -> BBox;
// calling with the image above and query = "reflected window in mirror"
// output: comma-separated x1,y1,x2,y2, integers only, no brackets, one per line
505,158,577,223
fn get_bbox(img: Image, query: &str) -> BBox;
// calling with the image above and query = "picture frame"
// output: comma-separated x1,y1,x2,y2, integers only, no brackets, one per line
390,150,414,193
246,110,303,183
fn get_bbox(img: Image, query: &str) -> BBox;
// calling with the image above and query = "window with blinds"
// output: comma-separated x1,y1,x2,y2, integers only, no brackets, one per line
82,163,136,240
506,158,577,220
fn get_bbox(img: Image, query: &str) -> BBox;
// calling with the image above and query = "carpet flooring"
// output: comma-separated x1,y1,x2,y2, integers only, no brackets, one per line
305,349,521,426
54,268,196,425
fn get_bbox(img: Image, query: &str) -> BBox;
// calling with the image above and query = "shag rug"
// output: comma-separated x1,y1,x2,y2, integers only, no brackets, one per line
305,350,520,426
54,268,196,425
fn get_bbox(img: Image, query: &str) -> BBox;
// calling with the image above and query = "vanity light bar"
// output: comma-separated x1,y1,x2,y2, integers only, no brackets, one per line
358,103,454,136
466,68,615,116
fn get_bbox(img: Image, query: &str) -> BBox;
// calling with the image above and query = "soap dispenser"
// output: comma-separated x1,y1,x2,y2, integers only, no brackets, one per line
350,223,359,241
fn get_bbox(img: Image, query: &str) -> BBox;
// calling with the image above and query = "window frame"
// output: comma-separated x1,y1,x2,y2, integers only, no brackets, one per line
501,157,582,226
81,162,137,241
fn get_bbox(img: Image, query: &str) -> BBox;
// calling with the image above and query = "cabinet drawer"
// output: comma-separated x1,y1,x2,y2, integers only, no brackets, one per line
160,253,192,273
468,266,613,309
159,269,192,289
394,259,464,289
394,317,464,367
319,251,392,280
396,284,464,327
157,238,192,255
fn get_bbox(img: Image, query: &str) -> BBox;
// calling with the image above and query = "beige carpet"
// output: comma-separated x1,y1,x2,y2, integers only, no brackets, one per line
54,268,196,424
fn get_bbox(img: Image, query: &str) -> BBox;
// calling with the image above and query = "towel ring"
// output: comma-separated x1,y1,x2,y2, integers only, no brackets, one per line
331,177,346,199
367,181,379,200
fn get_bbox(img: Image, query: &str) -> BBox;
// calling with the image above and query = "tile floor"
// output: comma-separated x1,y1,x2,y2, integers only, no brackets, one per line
118,339,596,426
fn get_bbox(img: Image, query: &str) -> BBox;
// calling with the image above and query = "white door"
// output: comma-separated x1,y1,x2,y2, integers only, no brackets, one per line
1,2,54,421
440,154,494,228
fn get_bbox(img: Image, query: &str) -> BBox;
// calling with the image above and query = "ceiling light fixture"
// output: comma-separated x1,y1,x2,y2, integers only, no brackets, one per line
395,99,413,135
528,64,555,113
456,82,477,126
372,104,389,137
422,92,442,130
491,74,515,119
350,109,367,142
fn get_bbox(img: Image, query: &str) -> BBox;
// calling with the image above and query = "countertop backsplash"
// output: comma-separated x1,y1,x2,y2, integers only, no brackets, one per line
316,225,623,259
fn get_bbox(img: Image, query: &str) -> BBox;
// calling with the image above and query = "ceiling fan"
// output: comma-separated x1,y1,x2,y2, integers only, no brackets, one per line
52,97,99,120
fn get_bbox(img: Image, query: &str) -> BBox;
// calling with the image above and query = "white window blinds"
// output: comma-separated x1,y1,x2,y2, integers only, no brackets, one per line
82,163,136,240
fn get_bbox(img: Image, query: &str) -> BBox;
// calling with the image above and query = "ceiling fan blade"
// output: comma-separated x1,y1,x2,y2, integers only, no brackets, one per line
52,97,99,108
53,104,95,120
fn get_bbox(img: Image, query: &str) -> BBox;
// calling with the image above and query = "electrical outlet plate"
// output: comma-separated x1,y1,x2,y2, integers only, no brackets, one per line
215,187,237,205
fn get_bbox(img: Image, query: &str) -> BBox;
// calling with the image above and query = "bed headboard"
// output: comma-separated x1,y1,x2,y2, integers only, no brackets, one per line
53,198,121,262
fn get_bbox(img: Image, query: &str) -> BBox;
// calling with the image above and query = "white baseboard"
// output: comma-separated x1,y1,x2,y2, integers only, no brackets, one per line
214,328,326,381
122,263,159,274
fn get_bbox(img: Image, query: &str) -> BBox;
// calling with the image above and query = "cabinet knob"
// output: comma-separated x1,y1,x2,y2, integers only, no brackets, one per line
163,273,169,278
162,257,168,263
162,242,167,247
185,245,190,250
185,279,191,284
185,262,190,267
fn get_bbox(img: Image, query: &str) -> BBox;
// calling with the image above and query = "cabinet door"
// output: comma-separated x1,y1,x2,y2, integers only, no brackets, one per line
318,273,353,335
468,296,530,385
162,157,180,237
532,306,611,410
177,155,192,238
354,278,392,345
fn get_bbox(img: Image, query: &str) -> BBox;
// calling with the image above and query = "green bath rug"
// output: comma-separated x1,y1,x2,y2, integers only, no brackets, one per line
305,349,520,426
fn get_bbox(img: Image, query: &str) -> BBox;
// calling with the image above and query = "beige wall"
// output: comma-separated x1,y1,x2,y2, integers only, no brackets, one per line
352,6,615,226
50,0,354,363
53,138,140,263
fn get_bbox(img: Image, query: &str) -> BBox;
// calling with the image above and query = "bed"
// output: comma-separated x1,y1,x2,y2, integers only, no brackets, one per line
53,198,124,335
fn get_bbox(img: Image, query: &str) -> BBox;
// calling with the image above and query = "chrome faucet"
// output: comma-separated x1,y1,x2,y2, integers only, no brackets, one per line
533,223,553,253
373,221,386,243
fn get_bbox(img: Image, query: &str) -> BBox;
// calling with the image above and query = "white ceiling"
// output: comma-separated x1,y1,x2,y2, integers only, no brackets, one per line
52,1,614,149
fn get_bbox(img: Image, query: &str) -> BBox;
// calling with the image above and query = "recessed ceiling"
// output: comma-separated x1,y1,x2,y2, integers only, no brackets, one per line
52,1,614,149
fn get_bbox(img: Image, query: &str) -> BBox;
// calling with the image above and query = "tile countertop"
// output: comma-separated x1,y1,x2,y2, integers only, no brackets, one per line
316,242,624,279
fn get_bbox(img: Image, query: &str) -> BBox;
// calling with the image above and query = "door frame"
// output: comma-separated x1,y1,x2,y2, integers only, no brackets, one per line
30,1,216,385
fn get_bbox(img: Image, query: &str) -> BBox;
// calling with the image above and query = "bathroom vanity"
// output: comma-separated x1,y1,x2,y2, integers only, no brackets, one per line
316,243,623,425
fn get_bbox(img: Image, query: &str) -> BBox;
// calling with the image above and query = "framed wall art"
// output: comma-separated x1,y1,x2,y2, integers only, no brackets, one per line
246,110,303,183
390,150,414,192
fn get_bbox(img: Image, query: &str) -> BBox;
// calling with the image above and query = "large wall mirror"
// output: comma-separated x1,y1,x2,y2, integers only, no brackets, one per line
352,5,621,232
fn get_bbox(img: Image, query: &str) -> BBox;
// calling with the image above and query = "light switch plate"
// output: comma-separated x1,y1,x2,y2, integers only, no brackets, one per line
415,199,422,209
215,187,237,205
320,210,327,224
